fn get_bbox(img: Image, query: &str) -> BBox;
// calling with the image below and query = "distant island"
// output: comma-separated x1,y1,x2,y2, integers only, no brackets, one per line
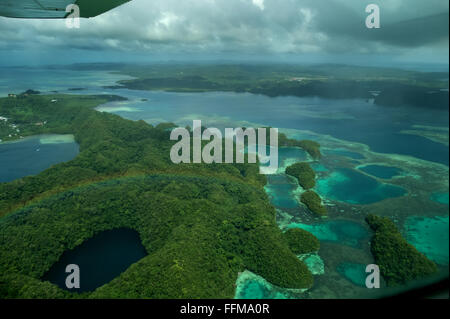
93,63,449,110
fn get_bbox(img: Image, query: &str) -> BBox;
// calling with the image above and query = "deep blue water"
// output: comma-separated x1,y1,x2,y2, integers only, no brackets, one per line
42,228,147,292
0,135,79,183
96,90,449,166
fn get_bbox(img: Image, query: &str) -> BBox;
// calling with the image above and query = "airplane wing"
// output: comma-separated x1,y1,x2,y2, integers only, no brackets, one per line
0,0,131,19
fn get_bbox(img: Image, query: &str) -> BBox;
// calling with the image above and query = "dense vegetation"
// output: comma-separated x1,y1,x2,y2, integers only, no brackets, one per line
283,229,320,255
365,214,438,286
259,129,321,159
284,162,326,217
300,191,327,217
279,134,322,159
0,94,314,298
285,162,316,189
0,93,126,142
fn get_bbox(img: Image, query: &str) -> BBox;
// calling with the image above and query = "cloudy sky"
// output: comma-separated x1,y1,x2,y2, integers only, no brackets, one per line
0,0,448,66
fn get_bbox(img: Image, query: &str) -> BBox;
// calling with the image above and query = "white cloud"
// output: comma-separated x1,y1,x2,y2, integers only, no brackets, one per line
157,12,181,28
252,0,265,11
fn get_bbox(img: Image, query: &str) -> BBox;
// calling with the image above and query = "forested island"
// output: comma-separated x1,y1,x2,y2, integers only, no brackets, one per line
285,162,316,189
285,162,327,217
0,93,318,298
284,229,320,255
300,191,327,217
366,215,438,286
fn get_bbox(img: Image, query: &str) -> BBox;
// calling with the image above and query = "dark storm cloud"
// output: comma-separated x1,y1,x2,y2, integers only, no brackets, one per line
309,0,448,50
377,13,449,47
0,0,448,62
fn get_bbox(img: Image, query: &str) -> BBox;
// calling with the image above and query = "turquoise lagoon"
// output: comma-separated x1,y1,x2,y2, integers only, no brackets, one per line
316,168,407,205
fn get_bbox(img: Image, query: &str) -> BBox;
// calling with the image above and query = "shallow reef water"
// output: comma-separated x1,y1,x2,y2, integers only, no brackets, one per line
298,253,325,275
430,192,449,205
336,262,367,287
234,271,306,299
403,215,449,266
264,175,300,209
234,255,323,299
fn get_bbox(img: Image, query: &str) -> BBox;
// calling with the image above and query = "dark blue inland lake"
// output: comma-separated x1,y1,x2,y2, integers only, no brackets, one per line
42,228,147,292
